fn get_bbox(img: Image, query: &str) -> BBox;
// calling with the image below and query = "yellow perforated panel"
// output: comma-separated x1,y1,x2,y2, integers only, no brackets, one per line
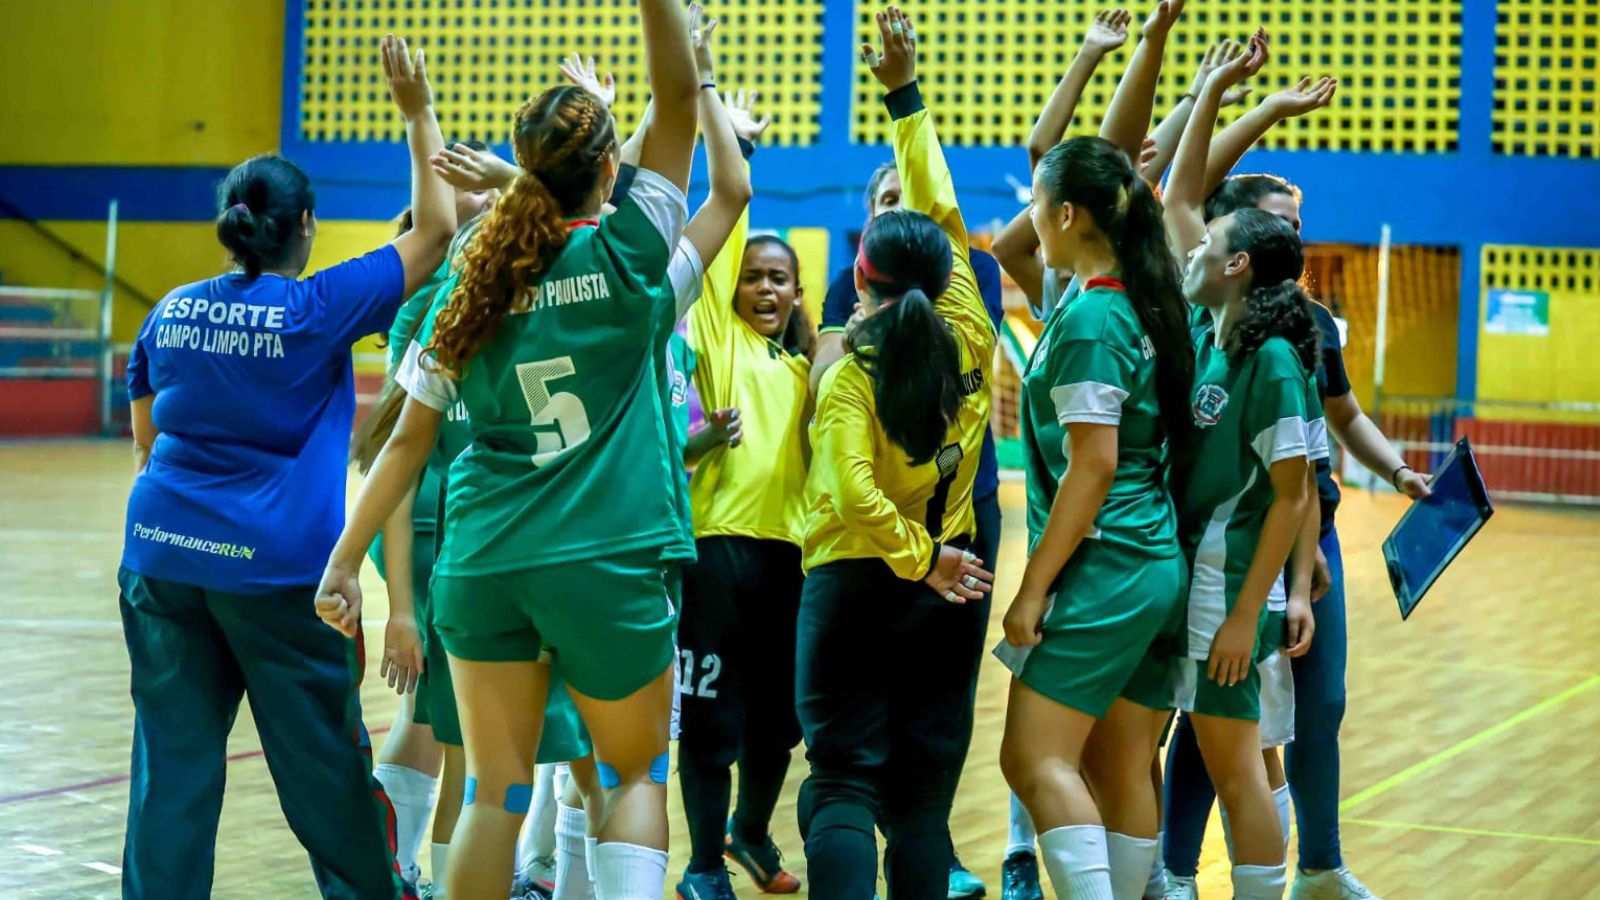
1482,245,1600,295
852,0,1460,151
299,0,823,146
1480,245,1600,411
1493,0,1600,158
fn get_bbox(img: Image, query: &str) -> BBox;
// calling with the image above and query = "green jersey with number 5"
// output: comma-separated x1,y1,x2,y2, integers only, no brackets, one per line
397,168,689,576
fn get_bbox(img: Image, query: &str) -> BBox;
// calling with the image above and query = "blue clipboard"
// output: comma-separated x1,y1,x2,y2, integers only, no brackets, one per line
1383,437,1494,620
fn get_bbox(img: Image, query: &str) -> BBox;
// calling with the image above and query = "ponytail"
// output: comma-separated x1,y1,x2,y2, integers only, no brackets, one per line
850,289,962,465
1230,281,1320,371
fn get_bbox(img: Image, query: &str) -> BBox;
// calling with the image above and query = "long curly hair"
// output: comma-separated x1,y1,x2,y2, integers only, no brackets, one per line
1225,208,1319,370
426,86,616,373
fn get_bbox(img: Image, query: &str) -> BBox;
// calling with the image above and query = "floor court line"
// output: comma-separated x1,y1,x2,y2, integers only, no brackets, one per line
1340,673,1600,814
0,725,392,807
1344,818,1600,848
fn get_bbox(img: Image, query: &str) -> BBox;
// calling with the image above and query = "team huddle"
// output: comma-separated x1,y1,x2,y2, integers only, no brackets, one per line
117,2,1433,900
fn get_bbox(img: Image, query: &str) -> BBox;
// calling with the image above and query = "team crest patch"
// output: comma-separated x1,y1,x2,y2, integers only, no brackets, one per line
1193,384,1229,426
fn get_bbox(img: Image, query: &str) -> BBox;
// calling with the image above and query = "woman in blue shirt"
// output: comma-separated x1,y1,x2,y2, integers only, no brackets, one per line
117,36,456,900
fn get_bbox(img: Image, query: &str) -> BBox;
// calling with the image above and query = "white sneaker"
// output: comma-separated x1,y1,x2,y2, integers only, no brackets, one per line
1162,873,1198,900
1289,867,1382,900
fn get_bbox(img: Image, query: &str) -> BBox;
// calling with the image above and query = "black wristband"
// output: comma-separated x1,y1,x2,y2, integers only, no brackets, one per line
1390,463,1413,490
924,541,942,580
699,81,717,91
883,80,925,120
607,163,639,207
737,136,756,160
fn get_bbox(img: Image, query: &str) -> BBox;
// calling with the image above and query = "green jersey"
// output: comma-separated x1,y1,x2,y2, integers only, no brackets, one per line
398,169,688,576
658,241,705,565
1179,308,1328,656
1020,279,1180,560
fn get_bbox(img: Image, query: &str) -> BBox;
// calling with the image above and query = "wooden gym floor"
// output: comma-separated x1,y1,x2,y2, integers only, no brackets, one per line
2,439,1598,899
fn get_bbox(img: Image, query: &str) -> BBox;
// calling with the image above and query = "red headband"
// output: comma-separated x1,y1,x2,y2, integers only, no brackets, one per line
855,240,953,292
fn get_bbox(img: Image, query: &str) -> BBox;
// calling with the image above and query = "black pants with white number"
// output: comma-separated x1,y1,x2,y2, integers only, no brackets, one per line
795,551,989,900
677,536,806,871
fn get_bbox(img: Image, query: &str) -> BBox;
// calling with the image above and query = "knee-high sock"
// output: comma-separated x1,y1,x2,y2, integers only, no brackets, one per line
1008,792,1038,857
430,843,450,897
592,842,668,900
373,763,437,882
1106,832,1159,900
1145,832,1169,896
1038,825,1114,900
1232,863,1287,900
553,802,593,900
518,764,559,871
1219,783,1293,863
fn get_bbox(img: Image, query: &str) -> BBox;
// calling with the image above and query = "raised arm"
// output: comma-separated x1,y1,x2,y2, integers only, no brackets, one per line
1099,0,1183,162
636,0,699,191
1141,39,1254,183
1028,9,1130,169
992,207,1048,313
1164,36,1261,256
1203,75,1337,196
383,35,457,298
682,10,757,269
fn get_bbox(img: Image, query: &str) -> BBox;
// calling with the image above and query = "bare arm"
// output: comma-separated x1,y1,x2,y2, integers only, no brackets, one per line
1284,465,1320,656
1028,9,1130,168
992,207,1047,312
1099,0,1184,161
382,35,456,298
1208,456,1309,684
682,43,759,268
378,484,425,695
1164,38,1260,256
1202,75,1337,196
1142,39,1255,183
1324,390,1431,498
636,0,699,191
130,395,155,475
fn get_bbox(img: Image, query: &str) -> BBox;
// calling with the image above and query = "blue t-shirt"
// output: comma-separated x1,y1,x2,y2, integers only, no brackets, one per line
824,246,1005,500
122,246,406,593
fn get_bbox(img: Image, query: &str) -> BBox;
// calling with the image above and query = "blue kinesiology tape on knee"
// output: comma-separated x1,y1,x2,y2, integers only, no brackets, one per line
503,782,533,814
597,761,621,790
463,776,478,806
649,751,670,785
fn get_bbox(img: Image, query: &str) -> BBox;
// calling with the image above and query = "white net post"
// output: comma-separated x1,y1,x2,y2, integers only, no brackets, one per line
99,199,119,435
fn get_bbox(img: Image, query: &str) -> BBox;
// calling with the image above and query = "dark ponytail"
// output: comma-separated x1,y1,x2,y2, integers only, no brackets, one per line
216,155,315,279
1224,208,1319,369
1037,138,1195,447
849,209,962,465
851,289,962,465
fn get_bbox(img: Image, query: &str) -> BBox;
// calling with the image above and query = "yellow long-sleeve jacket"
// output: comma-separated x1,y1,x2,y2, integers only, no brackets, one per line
801,83,997,579
687,195,813,547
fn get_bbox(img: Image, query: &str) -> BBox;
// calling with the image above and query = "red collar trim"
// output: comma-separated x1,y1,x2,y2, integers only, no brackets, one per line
567,218,600,230
1084,276,1126,292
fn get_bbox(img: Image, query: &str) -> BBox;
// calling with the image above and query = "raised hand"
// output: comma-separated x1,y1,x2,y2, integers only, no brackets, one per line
381,34,433,121
1139,135,1159,169
1141,0,1186,41
1083,8,1132,56
1190,40,1254,106
1266,75,1339,120
430,142,522,192
560,51,616,108
862,5,918,92
726,89,772,143
1210,29,1268,94
689,3,720,82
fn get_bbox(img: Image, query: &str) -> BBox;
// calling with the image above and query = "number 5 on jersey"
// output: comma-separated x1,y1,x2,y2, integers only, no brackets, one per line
515,356,592,466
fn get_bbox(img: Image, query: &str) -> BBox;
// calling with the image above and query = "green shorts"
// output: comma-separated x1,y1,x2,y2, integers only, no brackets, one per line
536,671,592,764
1175,606,1274,722
431,548,676,701
1018,541,1188,718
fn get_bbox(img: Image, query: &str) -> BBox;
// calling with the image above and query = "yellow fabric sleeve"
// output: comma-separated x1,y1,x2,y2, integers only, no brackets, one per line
808,361,935,580
687,199,749,413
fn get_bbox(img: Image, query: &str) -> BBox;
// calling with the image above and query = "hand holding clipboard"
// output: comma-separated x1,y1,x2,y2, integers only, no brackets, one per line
1383,437,1494,619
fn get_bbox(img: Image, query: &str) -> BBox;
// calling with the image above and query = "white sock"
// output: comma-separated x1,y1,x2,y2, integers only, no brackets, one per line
1221,799,1237,863
1232,863,1287,900
1145,831,1168,896
1107,832,1159,900
373,763,437,883
585,836,598,883
1273,784,1292,854
554,802,594,900
430,842,450,897
591,841,668,900
1007,792,1038,857
518,764,559,870
1038,825,1115,900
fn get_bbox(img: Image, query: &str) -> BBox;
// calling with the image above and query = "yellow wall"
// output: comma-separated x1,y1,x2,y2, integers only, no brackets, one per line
1478,245,1600,420
0,0,285,166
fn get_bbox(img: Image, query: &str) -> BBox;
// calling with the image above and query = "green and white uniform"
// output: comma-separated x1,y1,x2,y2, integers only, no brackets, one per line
398,166,688,702
1176,308,1327,723
1013,278,1187,718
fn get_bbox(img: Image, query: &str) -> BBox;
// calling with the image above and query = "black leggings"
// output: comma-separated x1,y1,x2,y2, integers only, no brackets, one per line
796,553,989,900
677,536,805,871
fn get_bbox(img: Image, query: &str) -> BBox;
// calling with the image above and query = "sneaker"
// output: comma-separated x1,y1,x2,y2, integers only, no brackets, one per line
1000,850,1044,900
416,881,437,900
1161,873,1198,900
725,827,802,894
1290,867,1382,900
677,867,739,900
949,855,987,898
511,855,556,899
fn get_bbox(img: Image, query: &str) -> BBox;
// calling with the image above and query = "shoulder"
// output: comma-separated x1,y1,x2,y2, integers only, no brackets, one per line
1253,336,1310,380
818,355,872,404
1056,288,1123,342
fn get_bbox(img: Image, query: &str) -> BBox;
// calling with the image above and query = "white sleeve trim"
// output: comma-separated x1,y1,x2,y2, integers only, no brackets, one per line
394,339,459,412
668,236,706,323
1051,381,1127,427
1253,416,1309,466
1307,416,1331,462
627,167,690,253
